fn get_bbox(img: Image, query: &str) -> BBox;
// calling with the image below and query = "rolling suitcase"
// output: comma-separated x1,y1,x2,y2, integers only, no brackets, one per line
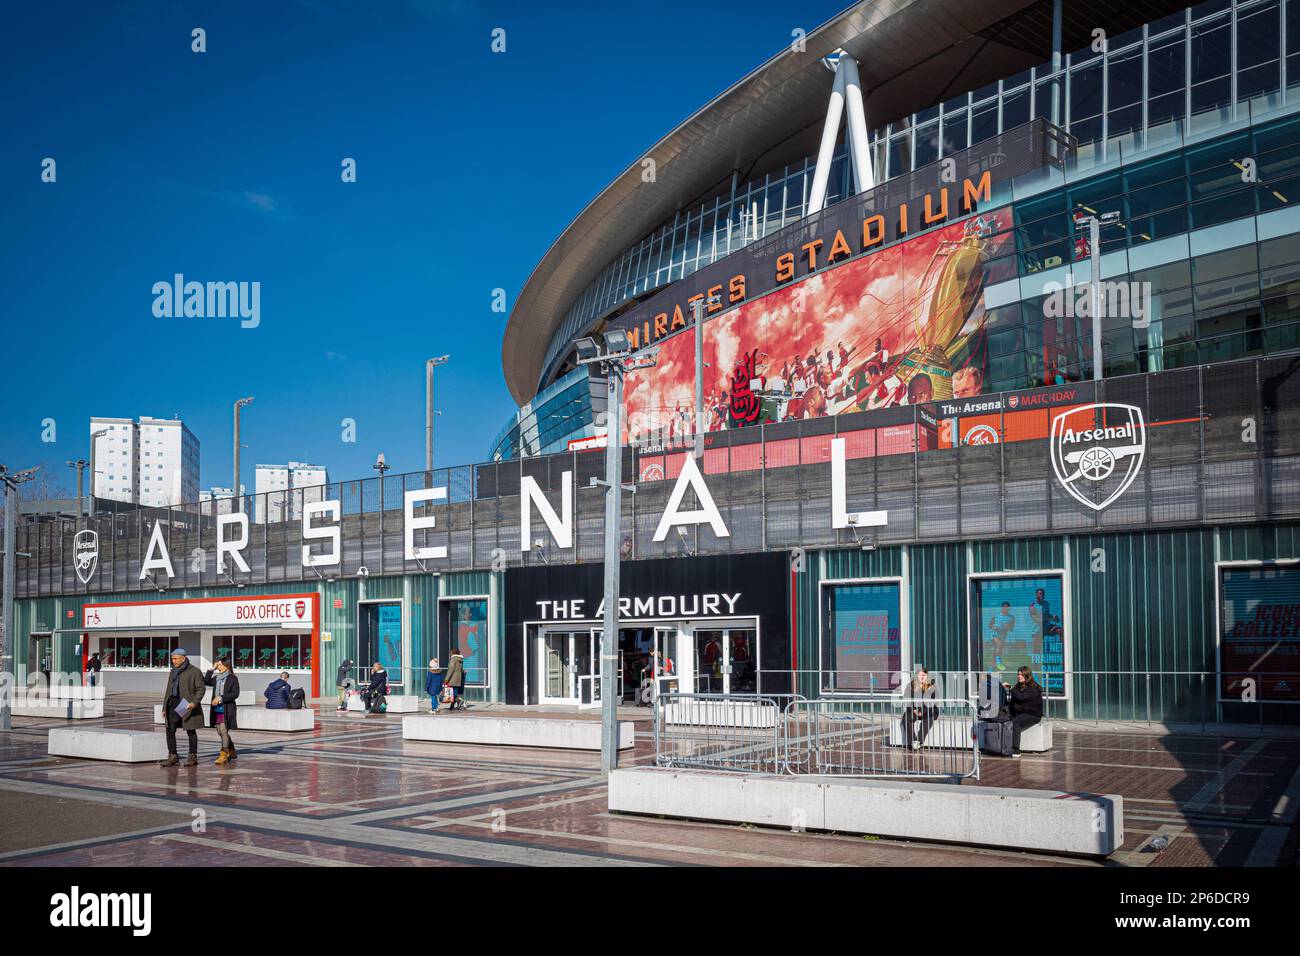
978,717,1014,756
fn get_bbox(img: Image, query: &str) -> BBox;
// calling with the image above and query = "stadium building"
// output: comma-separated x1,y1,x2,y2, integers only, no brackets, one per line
9,0,1300,722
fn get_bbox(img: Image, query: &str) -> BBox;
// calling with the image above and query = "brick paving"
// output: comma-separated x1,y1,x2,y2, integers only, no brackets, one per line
0,695,1296,867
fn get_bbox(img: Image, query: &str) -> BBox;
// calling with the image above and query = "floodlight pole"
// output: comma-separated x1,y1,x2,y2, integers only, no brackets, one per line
693,299,705,459
599,368,624,773
1089,216,1102,382
426,355,449,486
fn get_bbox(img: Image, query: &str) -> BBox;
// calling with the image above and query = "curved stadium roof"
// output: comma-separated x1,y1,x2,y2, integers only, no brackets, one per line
501,0,1188,405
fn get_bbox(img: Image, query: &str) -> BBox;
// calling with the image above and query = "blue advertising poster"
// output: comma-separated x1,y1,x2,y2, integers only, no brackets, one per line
830,583,902,691
974,576,1065,695
455,600,488,685
1220,566,1300,702
376,603,403,676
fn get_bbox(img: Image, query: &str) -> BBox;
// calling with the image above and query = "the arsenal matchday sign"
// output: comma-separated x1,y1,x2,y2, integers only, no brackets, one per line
82,595,316,630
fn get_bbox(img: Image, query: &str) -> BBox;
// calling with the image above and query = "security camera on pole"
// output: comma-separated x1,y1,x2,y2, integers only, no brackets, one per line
1,464,40,731
573,329,657,773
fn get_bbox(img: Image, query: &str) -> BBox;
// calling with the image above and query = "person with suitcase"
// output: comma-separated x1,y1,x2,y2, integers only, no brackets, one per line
1006,665,1043,757
977,671,1014,758
899,666,938,750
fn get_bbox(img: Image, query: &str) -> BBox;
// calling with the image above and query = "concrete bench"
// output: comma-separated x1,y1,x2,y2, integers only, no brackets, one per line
49,685,107,700
153,704,313,731
403,715,635,751
385,695,420,713
609,766,1122,857
886,715,1053,752
49,727,168,763
13,697,104,719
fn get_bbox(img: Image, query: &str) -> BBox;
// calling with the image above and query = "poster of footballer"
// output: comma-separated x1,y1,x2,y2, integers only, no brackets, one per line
622,211,1013,445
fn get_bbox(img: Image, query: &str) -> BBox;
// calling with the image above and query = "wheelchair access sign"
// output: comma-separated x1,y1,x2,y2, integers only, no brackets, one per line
1049,403,1146,511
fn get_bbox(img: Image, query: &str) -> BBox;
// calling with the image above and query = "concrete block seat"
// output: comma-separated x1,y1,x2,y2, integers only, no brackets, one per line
609,766,1122,857
49,685,107,700
403,714,635,751
49,727,168,763
887,715,1053,752
152,704,314,731
12,694,104,719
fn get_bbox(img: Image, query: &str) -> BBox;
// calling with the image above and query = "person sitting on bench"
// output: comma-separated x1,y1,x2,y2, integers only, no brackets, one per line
899,666,938,750
1004,665,1043,757
361,662,389,714
264,671,292,709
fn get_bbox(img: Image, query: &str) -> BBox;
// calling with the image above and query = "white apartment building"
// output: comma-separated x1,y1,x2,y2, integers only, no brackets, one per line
254,461,329,524
199,484,244,502
91,416,200,508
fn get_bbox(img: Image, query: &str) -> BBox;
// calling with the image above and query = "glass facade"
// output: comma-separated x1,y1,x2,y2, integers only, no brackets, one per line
537,0,1299,385
490,366,605,461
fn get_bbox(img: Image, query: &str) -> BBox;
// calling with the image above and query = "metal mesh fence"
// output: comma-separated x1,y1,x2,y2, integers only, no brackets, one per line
12,355,1300,598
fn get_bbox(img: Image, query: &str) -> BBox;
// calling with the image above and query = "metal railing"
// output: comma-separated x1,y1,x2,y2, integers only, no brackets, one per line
653,691,978,780
654,693,789,774
783,696,979,780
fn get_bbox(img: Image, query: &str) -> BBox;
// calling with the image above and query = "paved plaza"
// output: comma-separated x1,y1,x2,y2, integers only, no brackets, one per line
0,697,1297,867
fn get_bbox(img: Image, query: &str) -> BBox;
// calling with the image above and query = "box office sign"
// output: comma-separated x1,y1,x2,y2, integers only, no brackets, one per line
83,595,316,630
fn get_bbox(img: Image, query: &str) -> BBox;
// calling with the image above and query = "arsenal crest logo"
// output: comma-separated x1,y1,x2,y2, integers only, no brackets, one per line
295,600,306,619
73,530,99,584
1050,403,1146,511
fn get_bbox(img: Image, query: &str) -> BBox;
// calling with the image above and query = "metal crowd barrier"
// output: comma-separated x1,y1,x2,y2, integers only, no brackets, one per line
653,692,979,780
653,693,790,774
783,697,979,781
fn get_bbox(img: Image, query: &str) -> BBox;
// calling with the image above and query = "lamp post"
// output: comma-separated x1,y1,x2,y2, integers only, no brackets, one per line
574,330,658,774
426,355,449,485
233,397,254,513
1,464,40,731
1072,209,1122,382
88,428,108,519
66,459,87,523
690,294,722,459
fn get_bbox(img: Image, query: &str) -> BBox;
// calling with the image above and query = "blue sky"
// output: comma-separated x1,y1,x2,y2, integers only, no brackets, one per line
1,0,848,496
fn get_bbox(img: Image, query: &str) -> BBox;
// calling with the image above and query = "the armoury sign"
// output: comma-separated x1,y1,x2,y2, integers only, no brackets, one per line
70,439,887,584
1050,403,1147,511
610,119,1065,352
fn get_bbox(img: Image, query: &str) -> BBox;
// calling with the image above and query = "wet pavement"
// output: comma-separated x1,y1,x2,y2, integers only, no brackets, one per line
1,696,1297,867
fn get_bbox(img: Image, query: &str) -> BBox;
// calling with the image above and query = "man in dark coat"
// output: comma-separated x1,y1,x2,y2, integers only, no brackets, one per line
362,662,388,715
160,649,206,767
264,671,292,709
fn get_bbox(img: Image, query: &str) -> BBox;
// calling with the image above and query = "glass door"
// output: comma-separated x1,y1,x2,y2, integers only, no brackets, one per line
578,628,601,709
541,631,573,704
652,626,679,699
692,627,758,694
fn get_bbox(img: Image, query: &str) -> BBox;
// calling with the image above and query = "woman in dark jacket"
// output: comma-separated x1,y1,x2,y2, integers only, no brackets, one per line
1007,665,1043,757
444,649,465,710
203,657,241,765
424,658,445,713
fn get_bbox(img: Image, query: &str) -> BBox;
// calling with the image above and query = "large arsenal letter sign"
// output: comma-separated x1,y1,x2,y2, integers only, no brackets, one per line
1050,403,1147,511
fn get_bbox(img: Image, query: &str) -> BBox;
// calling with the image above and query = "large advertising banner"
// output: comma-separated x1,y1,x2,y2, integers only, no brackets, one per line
825,582,902,692
376,603,403,675
623,211,1013,443
1220,565,1300,702
972,575,1066,695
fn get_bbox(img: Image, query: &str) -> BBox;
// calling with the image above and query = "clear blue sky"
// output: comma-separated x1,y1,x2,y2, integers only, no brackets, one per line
1,0,848,496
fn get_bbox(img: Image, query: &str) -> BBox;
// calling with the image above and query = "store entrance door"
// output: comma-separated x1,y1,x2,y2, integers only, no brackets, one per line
693,627,758,695
538,629,598,706
29,633,52,685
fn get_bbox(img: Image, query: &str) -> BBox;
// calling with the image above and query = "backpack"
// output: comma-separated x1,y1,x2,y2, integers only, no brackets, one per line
288,688,306,710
